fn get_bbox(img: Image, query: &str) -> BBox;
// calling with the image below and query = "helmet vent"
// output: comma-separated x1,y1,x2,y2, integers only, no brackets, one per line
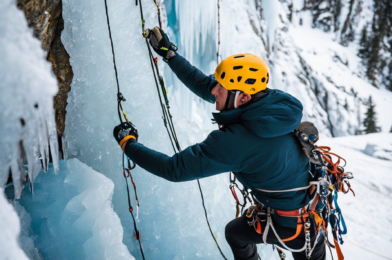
234,55,245,59
230,79,234,83
233,66,243,70
249,68,258,71
245,78,256,85
266,77,269,84
221,72,226,80
237,76,242,82
262,77,266,83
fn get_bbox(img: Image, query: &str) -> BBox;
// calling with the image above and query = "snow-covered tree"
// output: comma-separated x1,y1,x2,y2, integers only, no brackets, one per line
364,0,392,89
358,24,370,59
363,96,381,134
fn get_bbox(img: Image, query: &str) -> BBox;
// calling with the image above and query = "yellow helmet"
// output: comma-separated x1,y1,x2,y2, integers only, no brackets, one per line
214,53,269,95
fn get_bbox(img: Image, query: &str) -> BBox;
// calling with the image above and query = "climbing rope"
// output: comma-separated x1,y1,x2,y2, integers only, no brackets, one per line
135,1,227,259
103,0,145,259
217,0,221,64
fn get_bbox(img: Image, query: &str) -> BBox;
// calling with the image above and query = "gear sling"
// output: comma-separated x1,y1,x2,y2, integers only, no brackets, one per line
230,122,355,260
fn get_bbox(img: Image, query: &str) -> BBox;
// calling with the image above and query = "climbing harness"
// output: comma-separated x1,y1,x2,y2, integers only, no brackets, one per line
134,1,227,259
230,122,355,260
103,0,145,259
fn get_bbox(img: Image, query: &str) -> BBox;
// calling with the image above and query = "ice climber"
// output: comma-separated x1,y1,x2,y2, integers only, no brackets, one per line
113,27,326,260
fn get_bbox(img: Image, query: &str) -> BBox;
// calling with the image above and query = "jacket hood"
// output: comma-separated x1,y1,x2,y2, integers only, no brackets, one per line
212,89,303,138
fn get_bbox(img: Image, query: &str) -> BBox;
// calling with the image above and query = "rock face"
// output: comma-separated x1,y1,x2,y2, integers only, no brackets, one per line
17,0,73,141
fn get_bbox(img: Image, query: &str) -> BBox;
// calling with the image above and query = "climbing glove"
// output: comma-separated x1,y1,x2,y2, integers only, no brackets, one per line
113,121,138,147
148,27,178,62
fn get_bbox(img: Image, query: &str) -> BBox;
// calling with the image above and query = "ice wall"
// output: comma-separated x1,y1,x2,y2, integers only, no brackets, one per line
17,159,133,260
0,0,59,199
62,0,259,259
11,201,41,260
162,0,218,121
0,188,29,260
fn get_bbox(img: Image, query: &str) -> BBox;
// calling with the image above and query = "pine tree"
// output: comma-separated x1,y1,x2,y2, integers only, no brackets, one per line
366,21,381,86
358,24,369,59
364,0,392,88
363,96,381,134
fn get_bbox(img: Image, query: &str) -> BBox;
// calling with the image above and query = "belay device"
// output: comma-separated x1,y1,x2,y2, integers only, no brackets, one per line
230,121,355,260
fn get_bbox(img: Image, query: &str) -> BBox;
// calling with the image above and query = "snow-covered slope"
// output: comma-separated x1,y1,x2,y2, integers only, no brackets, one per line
323,133,392,260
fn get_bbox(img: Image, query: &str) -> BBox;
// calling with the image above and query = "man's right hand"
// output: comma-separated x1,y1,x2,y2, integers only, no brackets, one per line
148,27,177,61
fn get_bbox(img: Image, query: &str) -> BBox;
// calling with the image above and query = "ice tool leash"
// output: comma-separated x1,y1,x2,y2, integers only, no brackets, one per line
230,122,355,260
134,1,228,259
103,0,145,259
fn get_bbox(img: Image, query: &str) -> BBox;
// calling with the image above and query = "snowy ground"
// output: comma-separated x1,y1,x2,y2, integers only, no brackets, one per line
321,133,392,260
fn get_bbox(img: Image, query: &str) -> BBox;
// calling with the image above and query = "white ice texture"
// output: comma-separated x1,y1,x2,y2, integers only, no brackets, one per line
0,188,29,260
17,159,133,260
0,0,59,199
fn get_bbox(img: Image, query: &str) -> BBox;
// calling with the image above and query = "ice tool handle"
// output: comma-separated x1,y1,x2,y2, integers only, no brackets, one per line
142,28,178,52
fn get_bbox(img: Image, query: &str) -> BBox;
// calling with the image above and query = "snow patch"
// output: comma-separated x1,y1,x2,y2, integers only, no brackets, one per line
0,188,29,260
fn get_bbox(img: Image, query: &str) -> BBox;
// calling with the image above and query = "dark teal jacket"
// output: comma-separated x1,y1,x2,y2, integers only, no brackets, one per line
125,54,311,228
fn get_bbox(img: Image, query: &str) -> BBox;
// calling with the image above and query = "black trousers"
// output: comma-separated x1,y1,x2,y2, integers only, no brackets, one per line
225,211,326,260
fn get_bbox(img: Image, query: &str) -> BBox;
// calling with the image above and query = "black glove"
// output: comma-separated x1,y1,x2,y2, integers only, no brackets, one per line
148,27,178,61
113,121,138,147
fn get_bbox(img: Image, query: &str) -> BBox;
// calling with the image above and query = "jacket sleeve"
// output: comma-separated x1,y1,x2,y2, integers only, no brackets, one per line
167,54,217,104
124,131,237,182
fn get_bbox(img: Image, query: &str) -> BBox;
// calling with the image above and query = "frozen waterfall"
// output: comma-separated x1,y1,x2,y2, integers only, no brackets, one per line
0,0,59,198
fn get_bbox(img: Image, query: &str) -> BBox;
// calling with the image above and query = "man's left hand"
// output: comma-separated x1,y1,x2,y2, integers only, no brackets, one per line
113,121,138,149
